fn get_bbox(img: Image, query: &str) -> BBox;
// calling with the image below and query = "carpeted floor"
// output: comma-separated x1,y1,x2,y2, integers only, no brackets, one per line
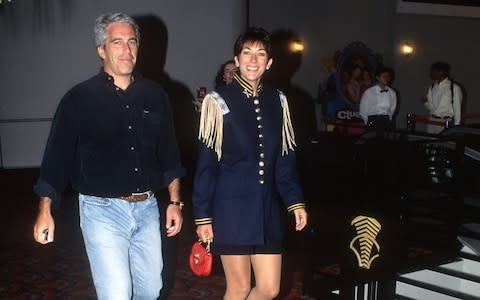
0,168,231,299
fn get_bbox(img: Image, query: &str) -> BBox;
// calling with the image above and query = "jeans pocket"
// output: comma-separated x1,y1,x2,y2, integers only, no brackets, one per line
79,194,111,206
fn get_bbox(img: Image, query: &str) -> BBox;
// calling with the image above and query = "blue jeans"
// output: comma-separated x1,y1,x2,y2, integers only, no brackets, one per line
79,193,162,300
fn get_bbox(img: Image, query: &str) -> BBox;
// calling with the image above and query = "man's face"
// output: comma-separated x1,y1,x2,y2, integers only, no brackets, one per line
376,72,391,87
430,68,442,81
97,22,138,79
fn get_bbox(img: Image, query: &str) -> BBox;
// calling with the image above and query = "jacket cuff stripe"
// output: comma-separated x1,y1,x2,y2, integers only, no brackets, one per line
195,217,213,225
287,203,306,212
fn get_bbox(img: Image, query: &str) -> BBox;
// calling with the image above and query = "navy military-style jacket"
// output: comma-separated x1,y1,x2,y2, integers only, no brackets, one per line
192,74,305,245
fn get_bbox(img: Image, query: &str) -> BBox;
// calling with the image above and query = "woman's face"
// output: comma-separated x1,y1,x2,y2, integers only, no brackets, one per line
234,41,273,87
223,63,237,85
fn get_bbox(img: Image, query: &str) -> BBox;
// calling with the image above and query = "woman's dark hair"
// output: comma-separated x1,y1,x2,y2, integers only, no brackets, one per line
214,60,235,89
234,27,272,57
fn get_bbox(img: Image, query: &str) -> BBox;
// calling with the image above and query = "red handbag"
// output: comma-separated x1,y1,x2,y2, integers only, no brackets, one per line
189,240,212,277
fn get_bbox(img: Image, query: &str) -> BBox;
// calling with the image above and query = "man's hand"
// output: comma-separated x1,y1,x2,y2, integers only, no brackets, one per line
294,208,308,231
166,178,182,237
165,204,183,237
33,197,55,244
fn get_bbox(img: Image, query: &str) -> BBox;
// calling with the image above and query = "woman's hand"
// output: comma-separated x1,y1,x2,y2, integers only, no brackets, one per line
196,224,214,243
294,208,308,231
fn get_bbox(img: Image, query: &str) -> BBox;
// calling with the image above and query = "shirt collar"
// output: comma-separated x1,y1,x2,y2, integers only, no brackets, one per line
437,77,451,87
233,73,263,98
375,85,389,93
98,68,141,87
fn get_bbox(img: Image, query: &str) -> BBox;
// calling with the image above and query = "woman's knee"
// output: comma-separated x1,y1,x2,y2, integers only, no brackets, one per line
255,284,280,299
226,281,251,298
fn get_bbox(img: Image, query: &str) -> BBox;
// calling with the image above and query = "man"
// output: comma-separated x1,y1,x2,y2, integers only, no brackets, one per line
32,13,185,299
423,61,463,134
359,66,397,131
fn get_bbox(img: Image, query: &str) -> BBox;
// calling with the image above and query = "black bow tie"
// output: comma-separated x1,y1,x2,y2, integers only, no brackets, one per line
380,89,388,93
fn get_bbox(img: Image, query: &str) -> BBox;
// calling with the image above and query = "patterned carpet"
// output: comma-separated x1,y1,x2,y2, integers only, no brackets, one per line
0,168,451,299
0,168,232,299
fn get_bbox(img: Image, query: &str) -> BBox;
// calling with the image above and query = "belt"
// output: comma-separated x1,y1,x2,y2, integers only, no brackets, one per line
119,191,153,202
431,115,452,120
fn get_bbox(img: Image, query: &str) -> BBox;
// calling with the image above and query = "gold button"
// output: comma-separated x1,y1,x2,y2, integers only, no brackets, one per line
254,99,259,105
256,116,262,121
255,108,261,113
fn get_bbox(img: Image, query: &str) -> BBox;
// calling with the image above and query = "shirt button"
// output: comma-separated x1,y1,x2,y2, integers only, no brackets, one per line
130,146,135,151
128,125,132,130
134,168,138,172
126,105,130,109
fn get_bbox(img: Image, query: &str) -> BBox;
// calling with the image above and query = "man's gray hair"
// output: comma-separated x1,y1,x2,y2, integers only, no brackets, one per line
94,13,140,48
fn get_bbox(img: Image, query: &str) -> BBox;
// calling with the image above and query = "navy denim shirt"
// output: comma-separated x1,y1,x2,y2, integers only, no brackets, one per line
34,71,185,207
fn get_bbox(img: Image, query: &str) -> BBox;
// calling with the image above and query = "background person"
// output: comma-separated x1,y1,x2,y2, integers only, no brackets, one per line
422,61,463,134
359,66,397,131
214,59,238,89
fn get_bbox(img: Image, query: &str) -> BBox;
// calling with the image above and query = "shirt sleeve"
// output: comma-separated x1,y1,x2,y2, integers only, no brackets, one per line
390,90,397,120
192,143,218,225
275,149,305,213
156,96,186,185
424,87,433,112
453,84,462,125
33,94,78,208
359,90,369,124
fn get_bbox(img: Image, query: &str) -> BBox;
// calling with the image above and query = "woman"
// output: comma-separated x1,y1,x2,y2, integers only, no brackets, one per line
193,27,308,300
344,64,363,103
215,59,238,89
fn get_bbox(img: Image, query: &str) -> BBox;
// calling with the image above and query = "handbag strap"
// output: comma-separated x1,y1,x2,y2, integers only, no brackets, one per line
198,239,211,252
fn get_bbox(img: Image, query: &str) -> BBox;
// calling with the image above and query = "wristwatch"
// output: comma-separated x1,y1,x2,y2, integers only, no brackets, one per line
169,200,184,210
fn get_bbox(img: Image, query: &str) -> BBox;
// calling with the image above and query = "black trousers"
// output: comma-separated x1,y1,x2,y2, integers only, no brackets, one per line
367,115,392,131
158,198,179,300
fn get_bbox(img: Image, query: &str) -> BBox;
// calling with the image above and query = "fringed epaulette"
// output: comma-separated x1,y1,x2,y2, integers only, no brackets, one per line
278,90,296,155
198,91,230,161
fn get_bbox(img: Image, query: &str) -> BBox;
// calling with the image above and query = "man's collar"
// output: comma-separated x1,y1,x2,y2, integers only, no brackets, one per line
98,69,141,86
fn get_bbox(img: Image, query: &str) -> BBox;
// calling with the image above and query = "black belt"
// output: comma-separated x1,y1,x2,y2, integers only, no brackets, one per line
431,115,452,120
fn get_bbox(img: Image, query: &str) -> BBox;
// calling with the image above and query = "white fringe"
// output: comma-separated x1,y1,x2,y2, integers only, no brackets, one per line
279,91,296,155
198,94,224,161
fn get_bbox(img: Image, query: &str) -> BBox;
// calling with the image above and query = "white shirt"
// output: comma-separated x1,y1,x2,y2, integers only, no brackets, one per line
424,78,462,125
359,85,397,124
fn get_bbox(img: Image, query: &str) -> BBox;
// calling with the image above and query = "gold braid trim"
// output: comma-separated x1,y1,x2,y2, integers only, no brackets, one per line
279,91,296,155
198,92,227,161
